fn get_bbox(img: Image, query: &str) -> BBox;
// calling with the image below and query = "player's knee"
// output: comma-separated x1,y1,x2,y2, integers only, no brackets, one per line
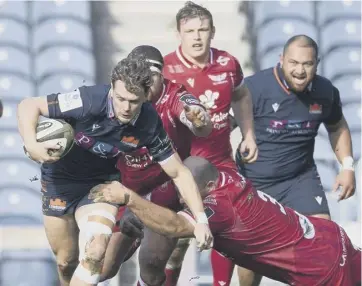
167,238,191,268
56,256,78,278
85,233,111,261
237,267,262,286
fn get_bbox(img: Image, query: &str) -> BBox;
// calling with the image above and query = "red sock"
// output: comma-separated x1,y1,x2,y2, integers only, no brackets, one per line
211,249,234,286
164,266,182,286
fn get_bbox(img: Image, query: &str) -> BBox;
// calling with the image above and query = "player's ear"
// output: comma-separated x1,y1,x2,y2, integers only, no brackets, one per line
279,54,284,68
205,180,216,192
211,26,215,39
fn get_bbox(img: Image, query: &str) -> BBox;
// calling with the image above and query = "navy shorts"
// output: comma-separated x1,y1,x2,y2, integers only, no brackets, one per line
41,174,120,217
239,166,330,216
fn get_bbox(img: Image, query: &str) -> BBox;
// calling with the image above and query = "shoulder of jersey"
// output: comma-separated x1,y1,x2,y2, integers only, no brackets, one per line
165,79,186,97
163,50,178,64
140,102,159,122
79,84,110,111
313,74,333,88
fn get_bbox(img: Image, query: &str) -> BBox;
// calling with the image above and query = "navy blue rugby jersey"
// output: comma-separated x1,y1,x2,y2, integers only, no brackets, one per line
41,84,174,181
236,65,342,187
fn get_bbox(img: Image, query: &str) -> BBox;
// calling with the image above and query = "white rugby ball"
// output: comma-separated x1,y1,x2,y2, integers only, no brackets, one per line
25,118,75,159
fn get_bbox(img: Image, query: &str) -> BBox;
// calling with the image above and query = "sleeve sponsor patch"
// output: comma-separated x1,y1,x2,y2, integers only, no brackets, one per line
58,89,82,112
179,94,201,106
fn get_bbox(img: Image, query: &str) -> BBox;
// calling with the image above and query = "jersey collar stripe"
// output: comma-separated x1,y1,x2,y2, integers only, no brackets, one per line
176,46,213,68
220,172,226,187
273,66,290,95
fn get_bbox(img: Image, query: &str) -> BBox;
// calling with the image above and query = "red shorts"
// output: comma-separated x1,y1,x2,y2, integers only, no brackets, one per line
113,179,181,232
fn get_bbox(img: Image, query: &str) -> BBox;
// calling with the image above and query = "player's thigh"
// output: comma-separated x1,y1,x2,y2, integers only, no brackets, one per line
279,168,330,217
139,227,178,273
43,214,79,262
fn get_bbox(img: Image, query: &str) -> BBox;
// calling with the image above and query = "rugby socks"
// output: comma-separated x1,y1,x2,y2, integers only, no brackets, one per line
211,249,234,286
164,265,182,286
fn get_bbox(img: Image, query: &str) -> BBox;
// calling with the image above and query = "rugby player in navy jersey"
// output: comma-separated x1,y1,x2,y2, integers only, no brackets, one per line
235,35,356,286
17,55,212,286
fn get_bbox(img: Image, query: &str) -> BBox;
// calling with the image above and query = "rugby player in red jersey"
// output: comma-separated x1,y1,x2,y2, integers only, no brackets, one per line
162,2,258,285
90,156,362,286
99,45,213,283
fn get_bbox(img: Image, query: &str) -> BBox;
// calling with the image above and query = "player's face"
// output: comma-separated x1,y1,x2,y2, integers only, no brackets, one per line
112,80,146,124
147,72,164,103
178,17,215,60
280,45,318,93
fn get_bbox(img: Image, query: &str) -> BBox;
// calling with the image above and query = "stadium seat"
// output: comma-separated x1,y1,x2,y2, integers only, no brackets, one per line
317,0,361,26
0,99,20,129
0,19,29,49
318,123,328,138
323,47,360,81
342,103,361,132
35,46,95,80
334,74,361,104
254,1,314,27
0,129,25,157
0,46,31,76
259,46,282,70
195,250,213,285
315,159,338,192
31,0,91,23
0,186,42,220
0,0,27,21
0,158,41,190
0,73,35,99
38,73,95,96
257,20,317,56
33,19,92,52
0,250,58,286
314,135,336,161
321,19,361,54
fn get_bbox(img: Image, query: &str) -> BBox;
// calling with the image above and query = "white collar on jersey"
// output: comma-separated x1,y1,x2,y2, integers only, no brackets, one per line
155,83,166,106
176,46,214,69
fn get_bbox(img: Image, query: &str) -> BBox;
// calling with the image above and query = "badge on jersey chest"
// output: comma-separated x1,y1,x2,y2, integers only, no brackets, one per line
309,103,322,114
121,136,140,147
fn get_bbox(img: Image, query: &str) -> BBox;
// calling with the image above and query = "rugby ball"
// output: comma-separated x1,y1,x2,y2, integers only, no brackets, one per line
25,118,75,159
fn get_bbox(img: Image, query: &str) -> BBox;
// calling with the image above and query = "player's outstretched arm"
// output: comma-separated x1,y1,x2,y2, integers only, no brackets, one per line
89,181,195,238
231,84,258,163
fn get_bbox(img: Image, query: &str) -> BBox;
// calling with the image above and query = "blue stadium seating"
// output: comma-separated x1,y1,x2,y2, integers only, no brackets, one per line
35,46,95,80
334,74,361,104
38,73,95,96
31,0,91,23
0,129,25,157
254,1,314,27
257,20,317,56
351,132,361,160
0,99,20,129
321,19,361,54
0,158,41,190
317,1,361,26
0,186,42,221
0,46,31,76
323,47,360,81
259,47,282,70
33,19,92,52
0,18,29,50
0,1,27,21
343,103,361,132
0,73,35,99
0,249,58,286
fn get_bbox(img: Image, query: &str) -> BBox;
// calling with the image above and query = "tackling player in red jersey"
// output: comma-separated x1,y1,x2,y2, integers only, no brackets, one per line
99,45,213,283
162,2,258,285
90,156,362,286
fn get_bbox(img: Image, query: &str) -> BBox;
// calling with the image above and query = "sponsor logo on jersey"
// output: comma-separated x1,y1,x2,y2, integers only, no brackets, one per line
309,103,322,114
180,94,200,106
211,112,229,130
216,56,230,66
187,78,195,87
272,102,279,112
199,90,219,109
58,89,82,112
208,73,228,85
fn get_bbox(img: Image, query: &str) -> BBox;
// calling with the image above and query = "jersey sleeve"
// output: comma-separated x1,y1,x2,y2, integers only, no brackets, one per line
47,87,95,120
323,86,343,125
146,115,175,163
231,58,245,91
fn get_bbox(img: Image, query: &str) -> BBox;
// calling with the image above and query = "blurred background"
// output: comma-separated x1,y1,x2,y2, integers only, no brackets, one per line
0,1,360,285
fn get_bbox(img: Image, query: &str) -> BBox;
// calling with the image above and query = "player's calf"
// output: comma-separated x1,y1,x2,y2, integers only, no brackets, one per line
55,254,79,286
